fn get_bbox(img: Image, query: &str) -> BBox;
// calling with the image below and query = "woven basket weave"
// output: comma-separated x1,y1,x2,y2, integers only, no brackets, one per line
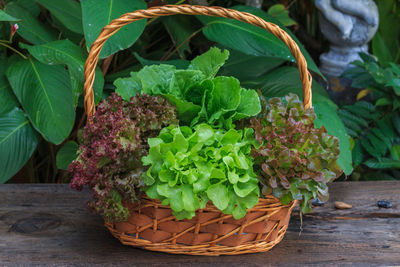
83,4,313,256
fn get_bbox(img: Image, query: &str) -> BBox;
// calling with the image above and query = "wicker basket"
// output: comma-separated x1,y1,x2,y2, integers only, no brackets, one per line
82,4,313,256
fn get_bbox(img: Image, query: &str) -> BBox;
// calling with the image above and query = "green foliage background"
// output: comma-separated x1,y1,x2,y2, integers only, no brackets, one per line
2,0,397,183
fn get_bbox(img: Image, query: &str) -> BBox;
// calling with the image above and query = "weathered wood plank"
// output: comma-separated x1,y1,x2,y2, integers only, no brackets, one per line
0,181,399,266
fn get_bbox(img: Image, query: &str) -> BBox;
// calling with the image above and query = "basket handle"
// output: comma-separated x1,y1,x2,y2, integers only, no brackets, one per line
84,4,313,118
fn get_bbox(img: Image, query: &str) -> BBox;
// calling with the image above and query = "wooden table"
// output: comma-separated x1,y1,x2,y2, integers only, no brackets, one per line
0,181,399,266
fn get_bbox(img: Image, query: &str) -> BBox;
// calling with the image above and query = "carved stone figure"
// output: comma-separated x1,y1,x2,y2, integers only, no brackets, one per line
246,0,263,8
315,0,379,77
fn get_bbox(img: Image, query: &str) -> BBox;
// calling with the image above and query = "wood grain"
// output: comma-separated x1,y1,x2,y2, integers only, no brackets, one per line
0,181,399,266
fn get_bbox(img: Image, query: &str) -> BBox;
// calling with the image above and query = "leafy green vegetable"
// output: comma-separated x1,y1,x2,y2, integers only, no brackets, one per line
114,47,261,128
142,124,260,220
70,93,178,222
250,94,342,213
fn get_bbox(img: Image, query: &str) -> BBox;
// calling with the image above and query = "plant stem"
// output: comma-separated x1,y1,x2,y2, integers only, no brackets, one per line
0,41,27,59
102,54,114,76
49,143,57,183
163,28,202,61
27,156,36,183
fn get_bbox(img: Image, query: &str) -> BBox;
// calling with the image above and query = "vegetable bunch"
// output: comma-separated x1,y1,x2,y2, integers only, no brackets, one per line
114,47,261,129
69,93,178,222
250,94,342,213
142,124,259,220
70,47,342,223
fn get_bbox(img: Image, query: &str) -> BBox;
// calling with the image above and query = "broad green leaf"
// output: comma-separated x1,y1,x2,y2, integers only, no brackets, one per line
51,15,83,44
162,15,197,57
182,185,197,212
372,32,393,66
366,132,388,158
56,140,78,170
6,58,75,144
352,140,363,168
81,0,147,59
9,0,41,16
232,88,261,121
342,65,375,89
392,112,400,135
163,94,201,125
244,66,336,108
374,0,400,63
338,109,368,128
364,158,400,169
267,4,296,26
5,2,57,44
114,72,142,101
138,64,176,95
0,59,19,114
0,108,38,183
105,63,142,83
189,47,229,79
375,97,391,106
198,5,323,78
314,103,353,175
219,48,285,81
233,181,258,198
134,52,189,69
35,0,83,34
391,145,400,161
206,183,230,211
0,9,19,21
20,40,104,106
0,81,18,115
208,76,241,120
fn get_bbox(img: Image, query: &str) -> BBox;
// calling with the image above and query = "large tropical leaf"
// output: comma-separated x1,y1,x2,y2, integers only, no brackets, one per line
242,66,335,108
314,103,353,175
162,16,198,58
20,40,104,106
0,108,38,183
35,0,83,34
134,52,190,69
372,32,393,67
219,48,284,81
373,0,400,65
364,158,400,169
0,9,19,21
9,0,41,16
0,59,19,115
56,140,78,170
81,0,147,59
5,2,57,45
6,58,75,144
197,5,323,78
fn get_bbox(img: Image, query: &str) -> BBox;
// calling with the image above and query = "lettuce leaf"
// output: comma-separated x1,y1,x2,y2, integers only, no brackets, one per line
114,47,261,129
142,124,260,220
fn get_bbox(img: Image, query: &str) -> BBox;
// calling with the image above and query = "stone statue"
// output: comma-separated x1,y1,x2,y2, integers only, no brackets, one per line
246,0,263,8
315,0,379,77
